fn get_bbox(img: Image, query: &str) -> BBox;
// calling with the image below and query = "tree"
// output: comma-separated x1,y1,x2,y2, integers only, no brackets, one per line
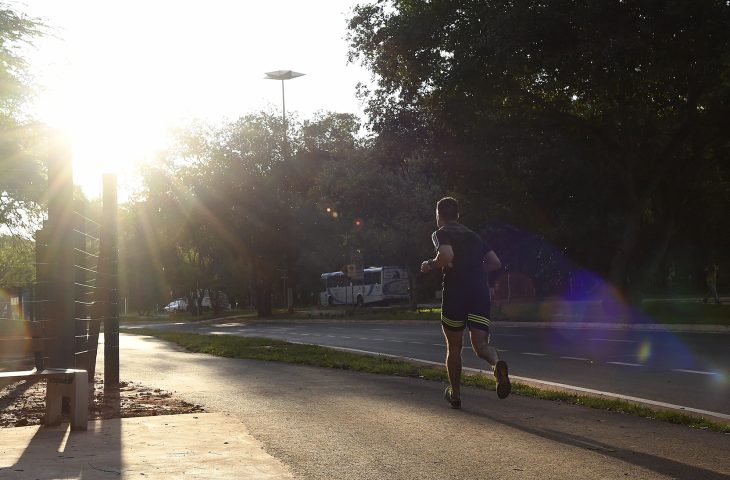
0,234,34,286
312,150,444,306
0,5,46,231
117,201,171,315
137,112,320,316
348,0,730,294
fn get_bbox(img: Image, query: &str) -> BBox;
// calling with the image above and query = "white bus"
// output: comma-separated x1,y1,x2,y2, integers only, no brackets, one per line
320,266,410,307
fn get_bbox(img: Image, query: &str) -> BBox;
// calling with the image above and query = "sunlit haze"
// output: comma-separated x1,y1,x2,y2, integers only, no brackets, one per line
13,0,369,199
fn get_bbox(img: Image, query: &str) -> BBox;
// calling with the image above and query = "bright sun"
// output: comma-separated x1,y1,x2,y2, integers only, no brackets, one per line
24,0,368,201
36,70,174,200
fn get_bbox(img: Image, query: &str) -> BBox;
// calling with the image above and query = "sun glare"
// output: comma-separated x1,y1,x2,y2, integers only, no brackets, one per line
36,65,174,200
23,0,369,199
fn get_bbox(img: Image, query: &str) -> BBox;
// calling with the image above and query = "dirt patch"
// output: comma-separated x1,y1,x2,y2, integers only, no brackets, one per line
0,374,205,428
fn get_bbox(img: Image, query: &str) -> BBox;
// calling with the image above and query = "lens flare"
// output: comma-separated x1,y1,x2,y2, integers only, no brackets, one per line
637,340,652,363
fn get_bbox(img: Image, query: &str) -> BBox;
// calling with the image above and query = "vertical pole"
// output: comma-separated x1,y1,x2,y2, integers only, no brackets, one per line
281,78,290,300
34,225,50,370
46,134,76,369
100,174,119,391
281,79,288,161
74,197,88,371
281,79,286,134
507,272,511,304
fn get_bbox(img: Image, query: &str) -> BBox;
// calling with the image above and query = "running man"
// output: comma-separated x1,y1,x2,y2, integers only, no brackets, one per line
421,197,510,408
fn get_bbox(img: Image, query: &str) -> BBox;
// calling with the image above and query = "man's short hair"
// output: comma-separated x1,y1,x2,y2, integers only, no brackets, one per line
437,197,459,221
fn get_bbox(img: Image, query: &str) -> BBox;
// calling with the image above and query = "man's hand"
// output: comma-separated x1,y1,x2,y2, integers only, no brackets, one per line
420,261,432,273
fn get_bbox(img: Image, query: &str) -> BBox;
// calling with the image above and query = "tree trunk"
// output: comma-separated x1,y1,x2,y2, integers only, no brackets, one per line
256,284,273,317
253,260,273,317
639,219,676,294
608,205,643,292
408,267,418,311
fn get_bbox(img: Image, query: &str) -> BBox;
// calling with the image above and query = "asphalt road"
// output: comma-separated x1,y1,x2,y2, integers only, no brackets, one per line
111,334,730,480
125,319,730,418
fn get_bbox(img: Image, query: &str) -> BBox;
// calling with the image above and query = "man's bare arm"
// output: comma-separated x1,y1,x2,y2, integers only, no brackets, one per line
483,250,501,272
421,245,454,272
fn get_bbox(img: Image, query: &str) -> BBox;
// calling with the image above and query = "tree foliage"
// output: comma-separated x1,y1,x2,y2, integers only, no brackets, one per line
0,4,46,231
0,234,34,286
348,0,730,293
121,110,453,312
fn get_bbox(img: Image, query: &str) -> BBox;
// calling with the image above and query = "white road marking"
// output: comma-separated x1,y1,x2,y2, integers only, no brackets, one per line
673,369,718,376
607,361,643,367
561,356,591,361
590,338,636,343
411,341,424,345
342,336,351,339
359,337,370,340
373,338,385,341
522,352,547,356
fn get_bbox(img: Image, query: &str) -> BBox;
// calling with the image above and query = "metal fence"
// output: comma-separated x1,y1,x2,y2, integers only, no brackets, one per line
0,149,118,391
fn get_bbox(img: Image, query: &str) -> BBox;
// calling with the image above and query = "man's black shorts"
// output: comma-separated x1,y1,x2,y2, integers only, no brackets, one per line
441,287,491,332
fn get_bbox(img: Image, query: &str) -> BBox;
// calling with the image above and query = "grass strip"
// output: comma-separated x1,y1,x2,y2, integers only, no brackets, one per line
124,328,729,433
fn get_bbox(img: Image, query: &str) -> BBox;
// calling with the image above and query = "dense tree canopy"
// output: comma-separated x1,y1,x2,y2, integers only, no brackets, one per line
348,0,730,293
109,2,730,310
0,234,33,286
0,4,46,232
124,112,366,314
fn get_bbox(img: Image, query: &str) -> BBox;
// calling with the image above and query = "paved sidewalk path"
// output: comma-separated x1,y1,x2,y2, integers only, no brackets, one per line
0,413,295,479
112,334,729,480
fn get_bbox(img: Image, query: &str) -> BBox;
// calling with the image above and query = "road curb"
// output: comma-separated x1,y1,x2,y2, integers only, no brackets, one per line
315,343,730,427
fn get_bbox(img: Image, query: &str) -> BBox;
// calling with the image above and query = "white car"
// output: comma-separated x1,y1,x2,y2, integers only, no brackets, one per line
164,298,188,313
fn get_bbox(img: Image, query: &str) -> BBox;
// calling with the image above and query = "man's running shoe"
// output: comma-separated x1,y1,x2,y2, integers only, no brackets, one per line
444,386,461,409
494,360,511,399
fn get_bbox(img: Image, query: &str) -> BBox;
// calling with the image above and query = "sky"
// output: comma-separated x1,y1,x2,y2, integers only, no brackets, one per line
10,0,372,199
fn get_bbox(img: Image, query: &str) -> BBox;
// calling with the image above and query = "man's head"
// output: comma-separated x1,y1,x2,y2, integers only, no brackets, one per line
436,197,459,227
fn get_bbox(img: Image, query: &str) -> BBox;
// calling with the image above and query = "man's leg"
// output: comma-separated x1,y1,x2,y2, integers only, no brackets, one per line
442,325,464,400
470,327,511,399
468,328,499,367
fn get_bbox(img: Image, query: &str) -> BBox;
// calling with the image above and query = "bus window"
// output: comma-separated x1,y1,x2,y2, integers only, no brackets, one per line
364,270,381,285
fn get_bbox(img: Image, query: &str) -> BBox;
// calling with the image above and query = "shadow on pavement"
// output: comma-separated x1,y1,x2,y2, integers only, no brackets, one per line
467,408,728,480
8,391,121,479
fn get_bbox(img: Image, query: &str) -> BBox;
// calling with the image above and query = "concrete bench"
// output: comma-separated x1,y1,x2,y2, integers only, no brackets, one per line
0,321,88,431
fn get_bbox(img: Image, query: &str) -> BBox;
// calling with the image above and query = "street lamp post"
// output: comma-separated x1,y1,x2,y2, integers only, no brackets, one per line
264,70,304,313
265,70,305,160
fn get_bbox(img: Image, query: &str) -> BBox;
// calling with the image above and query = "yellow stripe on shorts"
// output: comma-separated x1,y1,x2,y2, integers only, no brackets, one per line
441,315,465,328
467,314,491,326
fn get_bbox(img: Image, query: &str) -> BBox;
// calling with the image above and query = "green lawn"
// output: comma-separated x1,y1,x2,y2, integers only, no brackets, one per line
638,301,730,325
496,300,730,326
